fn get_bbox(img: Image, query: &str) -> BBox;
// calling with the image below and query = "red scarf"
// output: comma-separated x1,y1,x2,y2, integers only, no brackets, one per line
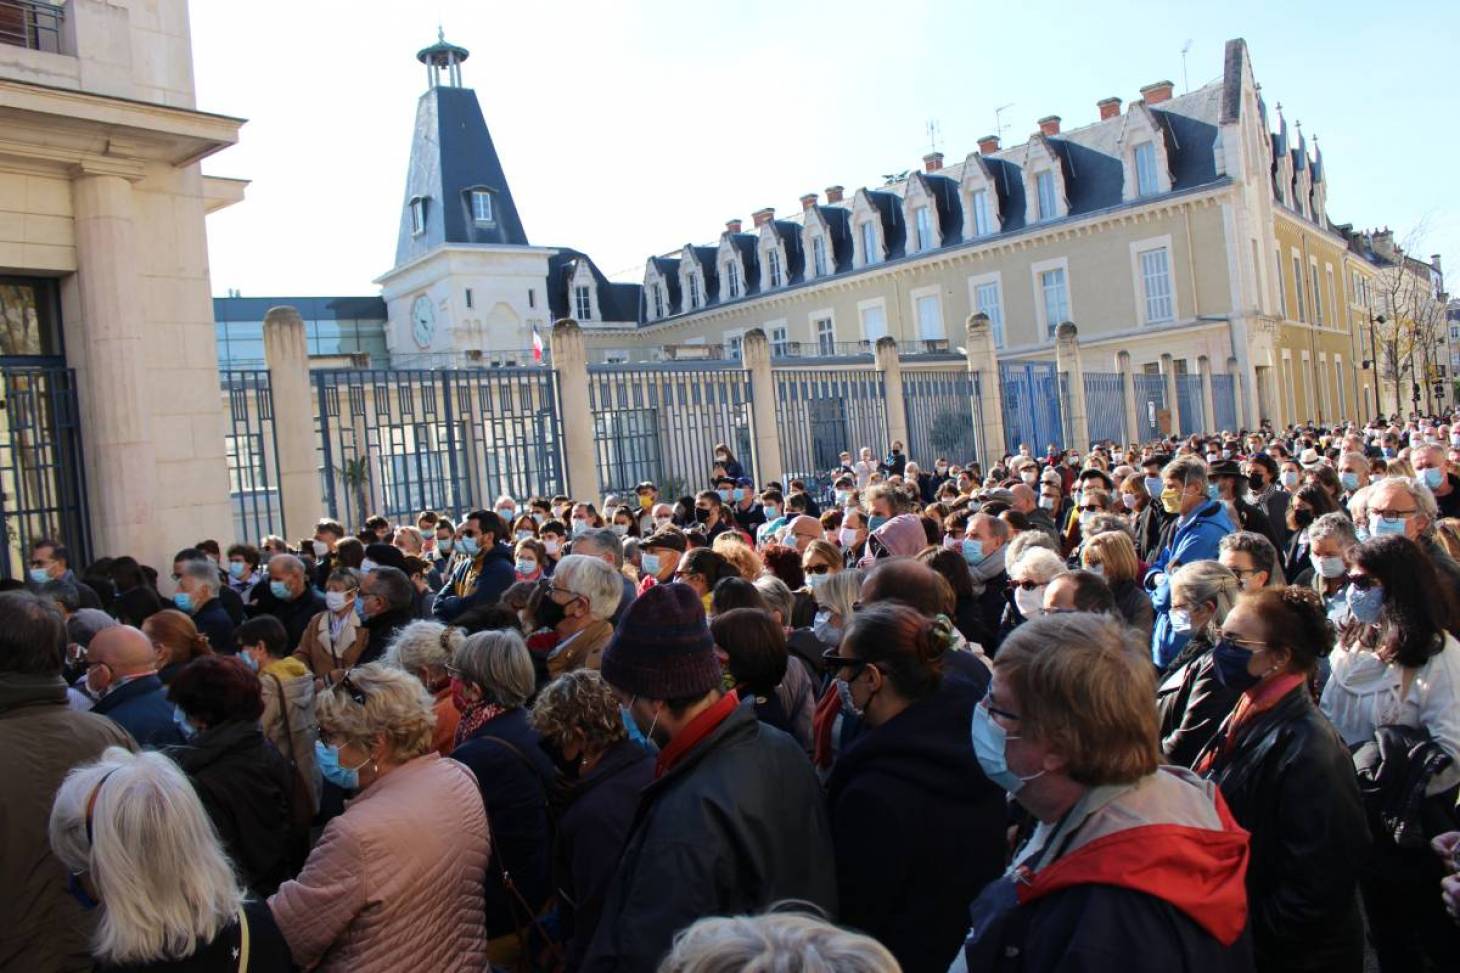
453,699,507,748
1196,672,1306,775
655,690,738,778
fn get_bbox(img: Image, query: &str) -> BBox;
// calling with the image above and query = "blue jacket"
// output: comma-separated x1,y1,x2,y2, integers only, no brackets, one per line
433,542,515,622
90,674,183,748
1145,499,1233,668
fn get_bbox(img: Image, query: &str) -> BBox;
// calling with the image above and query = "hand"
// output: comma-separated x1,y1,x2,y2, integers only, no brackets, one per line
1444,873,1460,923
1433,831,1460,872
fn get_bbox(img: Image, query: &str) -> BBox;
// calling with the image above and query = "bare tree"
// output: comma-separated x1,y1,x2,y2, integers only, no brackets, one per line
1368,223,1446,418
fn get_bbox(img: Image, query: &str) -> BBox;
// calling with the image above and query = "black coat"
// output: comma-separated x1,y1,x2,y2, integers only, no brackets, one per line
1111,578,1155,639
247,585,326,653
1201,685,1370,973
826,677,1006,973
96,899,293,973
90,674,183,748
951,593,992,649
113,585,164,627
583,706,836,972
451,708,556,939
358,606,415,666
1156,634,1240,768
1234,498,1283,555
551,739,655,971
192,597,236,654
164,721,297,897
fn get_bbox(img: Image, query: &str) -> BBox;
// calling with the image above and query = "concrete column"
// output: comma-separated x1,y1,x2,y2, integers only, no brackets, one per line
1199,355,1218,433
1162,353,1181,437
69,172,158,561
1054,322,1089,450
964,313,1006,467
263,307,321,539
1118,351,1140,445
875,337,909,454
550,319,601,502
741,329,784,485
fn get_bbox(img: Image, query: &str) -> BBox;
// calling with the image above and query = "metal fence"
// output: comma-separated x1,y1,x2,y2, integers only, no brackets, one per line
587,363,754,499
1211,373,1238,433
1000,361,1064,455
313,368,563,526
775,369,888,492
1083,371,1127,445
0,362,89,579
221,370,284,545
1176,374,1205,437
1132,373,1167,440
903,369,979,468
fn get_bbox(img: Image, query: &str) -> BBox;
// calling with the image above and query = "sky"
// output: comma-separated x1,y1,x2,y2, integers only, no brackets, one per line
192,0,1460,297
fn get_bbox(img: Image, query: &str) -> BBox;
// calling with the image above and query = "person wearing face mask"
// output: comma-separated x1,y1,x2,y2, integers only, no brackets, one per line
1080,530,1154,637
1413,442,1460,519
1144,457,1235,670
310,519,347,590
838,506,870,566
165,655,300,897
171,557,237,660
513,537,547,585
1303,513,1357,628
1004,548,1068,634
531,555,622,677
238,614,319,817
727,476,765,536
648,501,676,535
271,663,490,970
251,553,327,654
85,625,184,747
1280,483,1340,586
609,504,640,540
538,520,567,574
1194,587,1369,973
587,583,836,971
957,613,1253,973
711,442,745,481
633,481,660,534
432,518,458,576
1154,562,1242,769
637,527,686,594
293,567,369,688
957,512,1013,646
225,542,264,598
1119,473,1168,563
433,510,515,623
1243,453,1291,550
1208,460,1282,555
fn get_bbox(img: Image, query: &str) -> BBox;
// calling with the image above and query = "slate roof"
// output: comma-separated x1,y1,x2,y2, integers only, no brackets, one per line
546,249,640,323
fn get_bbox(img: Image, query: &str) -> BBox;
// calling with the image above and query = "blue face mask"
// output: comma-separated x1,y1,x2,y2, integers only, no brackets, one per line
1144,476,1165,499
314,739,361,790
640,552,661,576
238,650,259,672
732,488,745,502
868,515,889,531
718,489,732,503
834,676,864,719
515,559,537,576
29,568,49,585
1211,638,1262,691
971,700,1041,794
1422,467,1445,491
813,611,842,647
1347,584,1385,625
172,591,194,614
1339,471,1360,492
1206,483,1220,500
269,580,290,601
458,535,480,557
764,505,780,520
1369,513,1408,538
173,704,198,741
962,538,986,566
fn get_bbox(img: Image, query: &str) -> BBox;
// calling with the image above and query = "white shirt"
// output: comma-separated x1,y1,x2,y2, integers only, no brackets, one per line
1321,630,1460,794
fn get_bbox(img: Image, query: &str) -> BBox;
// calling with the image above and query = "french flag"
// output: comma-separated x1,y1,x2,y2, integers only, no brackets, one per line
531,324,544,364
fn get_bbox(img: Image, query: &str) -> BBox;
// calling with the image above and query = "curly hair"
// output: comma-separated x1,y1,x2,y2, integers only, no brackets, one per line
760,544,805,591
1240,585,1336,674
528,668,627,755
712,532,763,581
314,662,436,763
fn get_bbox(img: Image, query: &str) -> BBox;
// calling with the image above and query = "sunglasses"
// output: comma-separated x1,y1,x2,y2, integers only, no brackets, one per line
1346,574,1381,591
804,563,832,575
1008,579,1045,591
821,649,873,671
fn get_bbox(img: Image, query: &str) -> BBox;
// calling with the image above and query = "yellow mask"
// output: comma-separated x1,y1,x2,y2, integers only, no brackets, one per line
701,593,714,615
638,494,653,509
1160,488,1182,514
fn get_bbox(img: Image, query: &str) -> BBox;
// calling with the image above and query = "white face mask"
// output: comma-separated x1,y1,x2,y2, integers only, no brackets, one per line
654,516,673,531
838,526,859,547
1038,496,1056,511
324,590,351,613
1014,585,1046,619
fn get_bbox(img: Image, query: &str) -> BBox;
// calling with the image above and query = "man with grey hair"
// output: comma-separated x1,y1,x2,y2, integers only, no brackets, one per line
1010,482,1058,542
571,527,637,625
357,566,416,664
1412,442,1460,518
250,552,325,652
1305,512,1358,624
540,554,621,675
175,558,236,654
1145,455,1234,669
1366,476,1460,595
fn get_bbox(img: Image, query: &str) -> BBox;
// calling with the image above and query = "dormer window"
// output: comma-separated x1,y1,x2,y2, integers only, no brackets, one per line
652,283,665,319
971,190,992,237
812,236,828,277
767,249,784,288
470,189,493,223
725,261,741,299
914,206,932,252
409,196,427,236
574,285,592,320
1134,142,1158,197
1035,171,1057,221
860,221,879,265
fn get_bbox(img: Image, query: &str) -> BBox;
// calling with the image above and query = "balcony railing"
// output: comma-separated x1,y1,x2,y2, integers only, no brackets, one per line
0,0,63,53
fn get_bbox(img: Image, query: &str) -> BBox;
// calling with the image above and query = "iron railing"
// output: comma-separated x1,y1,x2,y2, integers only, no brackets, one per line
0,0,63,53
1176,374,1205,437
774,368,888,494
1000,361,1064,455
0,361,89,579
1083,372,1127,445
903,370,979,468
1132,373,1168,440
220,370,285,545
1211,373,1238,433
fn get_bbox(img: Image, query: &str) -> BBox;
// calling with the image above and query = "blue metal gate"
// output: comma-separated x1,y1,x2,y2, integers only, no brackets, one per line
221,370,284,544
776,368,887,492
1176,374,1205,437
903,369,978,468
0,363,90,578
1132,373,1167,441
1211,373,1238,433
1000,361,1064,455
1083,372,1127,445
313,368,563,527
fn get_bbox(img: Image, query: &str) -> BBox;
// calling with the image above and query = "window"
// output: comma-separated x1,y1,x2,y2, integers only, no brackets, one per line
726,333,743,361
465,288,474,309
1326,268,1337,325
975,281,1004,348
409,198,426,236
915,294,942,340
914,206,932,252
1311,260,1323,325
470,190,493,222
725,261,741,299
971,189,992,237
574,285,592,320
816,317,836,355
1334,359,1346,418
1134,142,1159,197
771,325,789,357
1292,255,1306,322
1040,267,1069,337
861,221,879,265
767,248,784,288
687,273,701,309
860,304,887,341
1276,253,1287,318
1036,171,1057,221
1139,248,1174,323
528,288,536,309
652,283,664,319
812,235,828,277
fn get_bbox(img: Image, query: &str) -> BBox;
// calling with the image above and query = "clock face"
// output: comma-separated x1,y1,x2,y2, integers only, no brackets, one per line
410,295,435,349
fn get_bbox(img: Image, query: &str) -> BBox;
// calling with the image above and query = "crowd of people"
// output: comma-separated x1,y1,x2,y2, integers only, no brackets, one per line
3,424,1460,972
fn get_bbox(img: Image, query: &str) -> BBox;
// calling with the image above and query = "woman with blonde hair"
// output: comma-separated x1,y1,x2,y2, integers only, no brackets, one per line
1080,530,1154,637
1156,560,1242,767
712,531,764,582
270,663,489,971
384,620,466,756
661,911,899,973
142,608,211,685
49,747,293,970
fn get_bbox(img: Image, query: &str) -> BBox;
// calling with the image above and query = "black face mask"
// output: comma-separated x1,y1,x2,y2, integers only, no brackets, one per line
535,589,568,630
1248,474,1266,490
1293,508,1314,529
694,506,712,523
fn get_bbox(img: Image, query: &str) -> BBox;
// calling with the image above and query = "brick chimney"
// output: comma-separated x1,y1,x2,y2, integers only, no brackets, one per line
923,151,944,173
825,185,845,204
977,134,1000,155
1140,80,1174,105
800,192,819,211
1038,115,1062,136
1097,96,1122,120
752,207,775,228
725,218,743,234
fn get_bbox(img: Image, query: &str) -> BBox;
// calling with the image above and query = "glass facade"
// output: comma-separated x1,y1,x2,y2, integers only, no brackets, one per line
213,296,389,368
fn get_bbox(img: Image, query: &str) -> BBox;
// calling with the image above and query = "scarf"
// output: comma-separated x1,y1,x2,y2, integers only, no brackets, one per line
453,699,508,748
967,543,1008,596
1195,672,1307,775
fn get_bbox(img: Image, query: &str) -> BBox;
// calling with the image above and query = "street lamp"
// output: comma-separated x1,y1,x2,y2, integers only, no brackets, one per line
1365,312,1385,419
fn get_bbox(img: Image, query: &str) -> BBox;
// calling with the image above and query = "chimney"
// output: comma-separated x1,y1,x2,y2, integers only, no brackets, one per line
922,151,944,173
1372,229,1395,262
752,207,776,228
1432,254,1443,275
825,185,845,204
1037,115,1061,136
800,192,819,211
977,134,1000,156
1140,80,1174,105
1097,96,1122,120
725,218,742,235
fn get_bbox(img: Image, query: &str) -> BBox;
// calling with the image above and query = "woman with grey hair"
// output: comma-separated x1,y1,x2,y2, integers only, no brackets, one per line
535,554,622,677
49,747,294,970
385,620,467,755
1156,561,1242,767
1306,511,1359,625
448,630,556,964
661,911,899,973
1006,547,1068,624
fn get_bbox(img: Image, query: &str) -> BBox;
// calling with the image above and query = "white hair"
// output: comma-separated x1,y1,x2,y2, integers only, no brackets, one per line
1010,547,1069,584
814,569,862,620
752,575,794,624
384,620,465,675
661,911,899,973
1005,529,1058,568
551,554,623,621
49,747,244,965
178,559,218,596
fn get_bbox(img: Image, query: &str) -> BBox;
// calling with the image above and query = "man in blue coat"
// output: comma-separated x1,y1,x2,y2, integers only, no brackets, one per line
433,509,515,622
1144,455,1233,669
86,625,183,746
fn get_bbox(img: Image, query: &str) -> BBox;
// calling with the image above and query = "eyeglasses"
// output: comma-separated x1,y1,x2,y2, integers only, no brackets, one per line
1346,574,1382,591
821,649,873,672
1216,632,1272,651
1008,579,1045,591
1369,509,1415,521
335,672,368,705
804,563,832,575
980,694,1021,724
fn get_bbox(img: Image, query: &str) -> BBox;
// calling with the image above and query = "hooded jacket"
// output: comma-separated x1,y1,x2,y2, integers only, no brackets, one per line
434,541,516,622
1146,499,1234,668
260,655,320,811
956,766,1253,973
857,513,926,569
826,676,1006,973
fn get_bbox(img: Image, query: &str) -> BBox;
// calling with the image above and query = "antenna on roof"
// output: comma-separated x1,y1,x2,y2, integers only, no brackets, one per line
994,103,1014,140
1181,39,1192,93
926,119,942,154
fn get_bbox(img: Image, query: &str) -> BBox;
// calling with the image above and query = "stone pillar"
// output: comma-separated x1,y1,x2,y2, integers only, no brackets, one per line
875,337,909,454
964,314,1006,467
550,319,601,502
263,307,322,539
1199,355,1218,433
741,329,784,485
1162,353,1181,437
1054,322,1089,450
1118,351,1140,444
69,172,158,561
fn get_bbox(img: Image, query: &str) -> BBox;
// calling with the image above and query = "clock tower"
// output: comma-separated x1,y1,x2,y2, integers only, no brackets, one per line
375,30,556,366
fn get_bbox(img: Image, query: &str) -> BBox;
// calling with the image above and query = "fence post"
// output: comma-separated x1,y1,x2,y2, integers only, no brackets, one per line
965,313,1006,468
262,306,321,541
1199,355,1218,433
875,337,909,454
742,328,784,486
1119,351,1140,445
1161,353,1181,437
1054,322,1089,451
549,318,602,503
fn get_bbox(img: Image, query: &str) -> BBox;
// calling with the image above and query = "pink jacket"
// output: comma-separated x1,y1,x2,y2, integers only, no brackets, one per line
269,753,489,972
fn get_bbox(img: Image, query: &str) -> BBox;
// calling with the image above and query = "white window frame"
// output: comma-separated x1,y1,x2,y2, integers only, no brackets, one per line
812,234,828,277
1326,265,1337,328
571,262,600,322
1291,250,1306,322
1035,170,1058,221
470,189,493,223
1310,257,1323,326
858,219,880,266
1119,104,1174,202
409,197,427,236
767,246,784,288
1134,142,1159,197
724,259,741,299
1129,235,1176,325
961,156,1004,239
724,329,746,362
910,286,944,342
652,283,665,319
768,320,789,358
1031,257,1072,339
968,271,1006,349
970,189,993,237
914,205,932,252
573,285,592,320
857,298,888,343
812,312,837,356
